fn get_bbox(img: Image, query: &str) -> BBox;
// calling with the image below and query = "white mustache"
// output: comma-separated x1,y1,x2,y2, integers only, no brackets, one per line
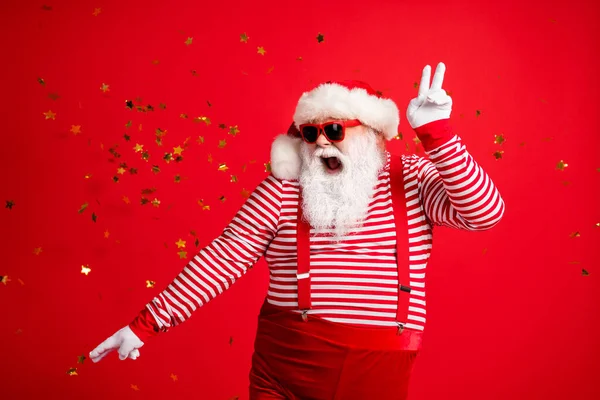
313,146,343,159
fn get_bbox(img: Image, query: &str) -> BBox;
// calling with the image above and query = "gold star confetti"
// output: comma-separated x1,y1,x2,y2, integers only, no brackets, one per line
241,188,250,199
197,199,210,210
18,278,24,285
569,231,581,238
296,56,303,61
194,116,211,125
207,154,213,163
151,165,161,174
92,8,101,16
180,113,188,119
493,150,504,160
6,200,14,209
556,160,568,171
394,132,403,140
476,110,482,117
122,196,131,204
197,136,205,144
413,136,421,146
81,265,91,275
117,167,126,175
218,163,229,172
170,373,178,381
177,250,187,259
43,110,56,120
78,203,89,214
229,125,240,136
146,280,155,288
100,83,110,93
257,46,266,55
1,276,10,285
131,384,140,391
264,162,271,173
103,230,110,238
67,368,78,376
219,195,226,202
267,66,275,74
230,175,238,183
494,134,505,145
175,239,186,248
70,125,81,135
92,213,98,222
159,103,167,110
218,139,227,148
173,146,184,155
582,269,589,276
151,198,161,207
77,355,86,364
133,143,144,153
33,247,42,256
229,336,234,346
316,33,324,43
240,33,249,43
185,37,193,46
38,77,46,85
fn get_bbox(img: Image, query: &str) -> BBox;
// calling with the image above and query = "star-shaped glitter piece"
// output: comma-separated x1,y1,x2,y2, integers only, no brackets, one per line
476,110,482,117
556,160,568,171
264,162,271,173
117,167,126,175
173,146,184,155
197,136,205,144
494,134,505,145
175,239,186,248
240,33,249,43
218,163,229,172
92,8,101,16
229,125,240,136
100,83,110,93
122,196,131,204
6,200,14,209
412,136,421,146
197,199,210,211
33,247,42,256
177,250,187,259
493,150,504,160
131,384,140,391
133,143,144,153
185,37,193,46
194,116,211,125
70,125,82,135
569,231,581,238
316,33,324,43
151,198,160,207
230,175,238,183
81,265,91,275
241,188,250,199
257,46,266,55
219,195,226,203
582,269,589,276
1,276,10,285
146,280,155,288
170,373,178,381
77,355,86,364
103,230,110,239
218,139,227,149
67,368,78,376
43,110,56,120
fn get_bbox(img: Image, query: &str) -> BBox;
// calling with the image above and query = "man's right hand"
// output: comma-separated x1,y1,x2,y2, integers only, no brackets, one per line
89,326,144,363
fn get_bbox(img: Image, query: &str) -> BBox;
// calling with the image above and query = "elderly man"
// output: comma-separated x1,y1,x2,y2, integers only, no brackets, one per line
90,62,505,399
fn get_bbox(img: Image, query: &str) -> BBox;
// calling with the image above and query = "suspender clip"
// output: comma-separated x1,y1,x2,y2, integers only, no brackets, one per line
397,322,405,335
400,284,412,293
301,310,308,322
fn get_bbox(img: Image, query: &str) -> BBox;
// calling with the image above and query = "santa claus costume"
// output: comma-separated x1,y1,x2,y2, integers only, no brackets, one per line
90,63,505,400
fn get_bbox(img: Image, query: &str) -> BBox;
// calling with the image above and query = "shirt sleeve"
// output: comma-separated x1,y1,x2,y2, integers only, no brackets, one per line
129,175,283,341
414,119,506,231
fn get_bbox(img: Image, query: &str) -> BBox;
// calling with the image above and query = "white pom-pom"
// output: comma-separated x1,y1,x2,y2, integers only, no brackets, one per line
270,134,302,180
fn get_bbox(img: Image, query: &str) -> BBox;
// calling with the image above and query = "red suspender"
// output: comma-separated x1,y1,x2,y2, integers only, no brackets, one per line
390,155,411,328
296,189,312,312
296,154,410,327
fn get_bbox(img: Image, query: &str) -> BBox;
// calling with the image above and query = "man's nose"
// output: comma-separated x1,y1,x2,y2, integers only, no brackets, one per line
315,130,332,147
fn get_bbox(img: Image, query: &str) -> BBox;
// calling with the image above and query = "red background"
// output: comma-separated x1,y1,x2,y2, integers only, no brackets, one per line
1,0,599,399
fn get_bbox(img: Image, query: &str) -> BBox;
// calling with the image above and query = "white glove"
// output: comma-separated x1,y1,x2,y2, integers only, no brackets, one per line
89,326,144,363
406,62,453,129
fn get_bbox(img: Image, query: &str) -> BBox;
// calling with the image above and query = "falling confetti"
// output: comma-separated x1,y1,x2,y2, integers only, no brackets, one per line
194,116,211,125
230,175,238,183
197,136,205,144
493,150,504,160
70,125,82,135
241,188,250,199
43,110,56,120
229,336,234,346
92,8,101,16
146,280,156,288
77,355,86,364
185,37,193,46
131,384,140,391
316,33,324,43
67,368,78,376
218,139,227,148
173,146,184,155
175,239,186,248
81,265,91,275
1,276,10,285
91,212,97,222
494,134,505,145
37,77,46,85
264,162,271,173
569,231,581,238
476,110,482,117
219,195,226,202
218,163,229,172
556,160,568,171
151,198,161,207
48,92,60,101
582,269,589,276
257,46,266,55
240,33,249,43
5,200,14,209
122,196,131,204
197,199,210,211
177,251,187,259
100,83,110,93
33,247,42,256
228,125,240,136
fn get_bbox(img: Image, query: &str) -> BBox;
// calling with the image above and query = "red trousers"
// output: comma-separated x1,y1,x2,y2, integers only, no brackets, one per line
249,301,422,400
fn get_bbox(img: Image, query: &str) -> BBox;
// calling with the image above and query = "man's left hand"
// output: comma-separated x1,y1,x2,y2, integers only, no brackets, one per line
406,62,452,129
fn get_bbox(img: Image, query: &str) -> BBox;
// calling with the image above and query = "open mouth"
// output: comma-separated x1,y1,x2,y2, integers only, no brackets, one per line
321,156,342,173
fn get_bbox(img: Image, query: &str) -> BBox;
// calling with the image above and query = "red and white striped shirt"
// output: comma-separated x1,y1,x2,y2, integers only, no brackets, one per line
130,123,505,339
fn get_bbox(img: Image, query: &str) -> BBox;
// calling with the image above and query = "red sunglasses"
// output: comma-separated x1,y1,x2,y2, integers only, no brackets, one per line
298,119,362,144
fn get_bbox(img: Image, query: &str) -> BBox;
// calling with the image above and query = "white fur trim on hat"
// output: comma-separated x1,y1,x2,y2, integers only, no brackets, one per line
293,83,400,140
270,134,302,180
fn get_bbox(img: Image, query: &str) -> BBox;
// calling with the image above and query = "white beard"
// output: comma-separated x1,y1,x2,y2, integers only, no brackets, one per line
299,129,386,242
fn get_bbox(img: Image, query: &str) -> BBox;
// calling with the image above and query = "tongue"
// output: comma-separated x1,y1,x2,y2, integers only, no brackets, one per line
326,157,341,170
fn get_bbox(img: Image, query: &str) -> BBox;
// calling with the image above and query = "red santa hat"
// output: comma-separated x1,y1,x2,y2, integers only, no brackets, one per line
270,80,400,180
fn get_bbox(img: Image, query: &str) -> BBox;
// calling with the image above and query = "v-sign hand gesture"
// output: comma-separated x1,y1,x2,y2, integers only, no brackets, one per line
406,62,453,129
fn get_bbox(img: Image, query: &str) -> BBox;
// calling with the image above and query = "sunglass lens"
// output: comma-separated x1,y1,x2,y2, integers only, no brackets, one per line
302,126,319,143
324,123,344,141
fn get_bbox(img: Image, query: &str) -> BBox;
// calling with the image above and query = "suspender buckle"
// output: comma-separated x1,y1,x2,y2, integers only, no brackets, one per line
397,322,405,335
301,310,308,322
400,284,412,293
